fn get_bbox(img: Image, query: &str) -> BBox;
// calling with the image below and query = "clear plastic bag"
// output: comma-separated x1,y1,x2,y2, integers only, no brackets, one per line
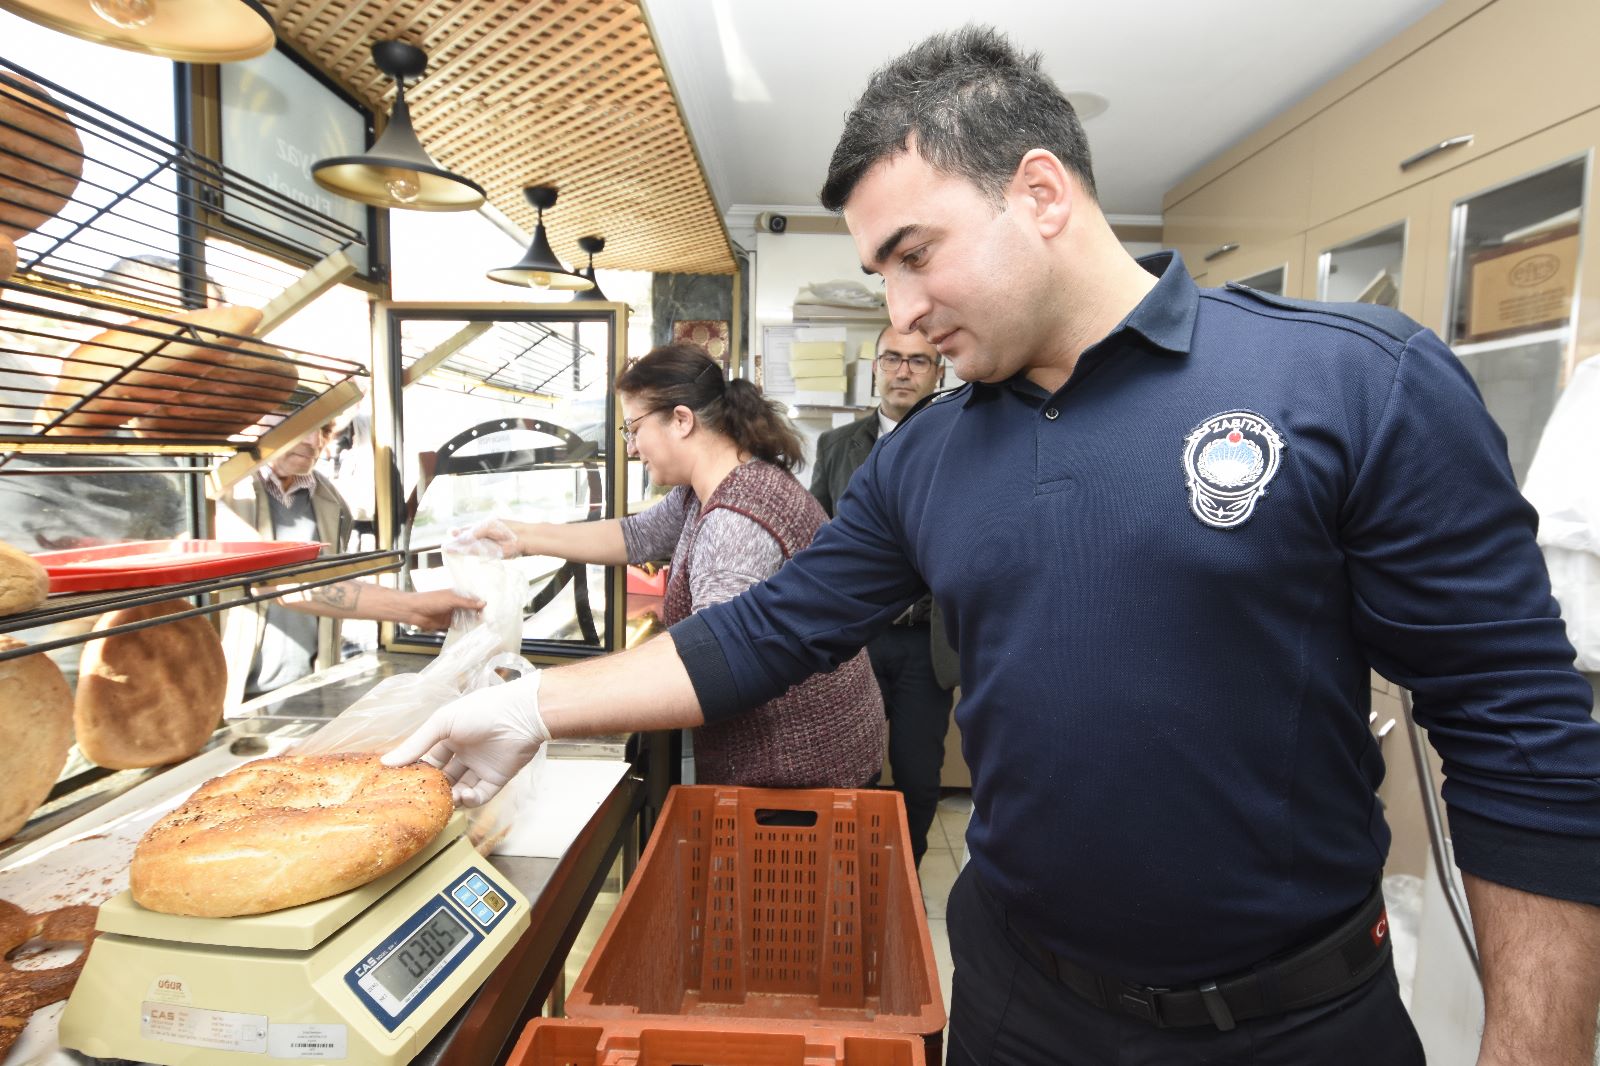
291,551,534,851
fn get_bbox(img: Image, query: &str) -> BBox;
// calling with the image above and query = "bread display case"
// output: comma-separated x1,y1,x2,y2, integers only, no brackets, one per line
0,43,654,1065
373,302,632,662
0,55,395,665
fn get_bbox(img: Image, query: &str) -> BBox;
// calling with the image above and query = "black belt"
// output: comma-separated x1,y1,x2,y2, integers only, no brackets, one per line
1002,883,1391,1031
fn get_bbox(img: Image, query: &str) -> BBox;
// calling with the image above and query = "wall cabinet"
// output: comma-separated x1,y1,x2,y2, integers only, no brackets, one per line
1212,233,1306,296
1307,0,1600,226
1163,125,1313,285
1302,186,1435,321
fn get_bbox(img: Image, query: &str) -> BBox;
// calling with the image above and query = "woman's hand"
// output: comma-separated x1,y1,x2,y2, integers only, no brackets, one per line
445,518,532,559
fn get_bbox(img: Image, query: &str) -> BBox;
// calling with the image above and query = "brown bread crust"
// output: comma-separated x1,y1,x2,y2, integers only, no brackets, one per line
75,600,227,770
0,636,73,841
0,74,83,241
130,754,453,917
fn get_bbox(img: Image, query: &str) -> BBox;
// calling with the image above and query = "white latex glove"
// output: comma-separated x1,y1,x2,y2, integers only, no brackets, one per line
441,518,522,560
381,671,548,806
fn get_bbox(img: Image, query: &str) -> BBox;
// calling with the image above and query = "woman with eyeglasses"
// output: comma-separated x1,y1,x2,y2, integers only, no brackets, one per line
456,343,886,789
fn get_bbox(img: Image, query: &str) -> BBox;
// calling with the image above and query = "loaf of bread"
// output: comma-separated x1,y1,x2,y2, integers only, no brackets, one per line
0,637,74,841
0,540,48,618
75,599,227,769
55,305,299,438
130,754,453,917
0,74,83,241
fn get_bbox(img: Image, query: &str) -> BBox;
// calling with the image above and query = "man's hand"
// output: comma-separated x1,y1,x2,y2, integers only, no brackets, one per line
381,672,547,806
401,589,484,631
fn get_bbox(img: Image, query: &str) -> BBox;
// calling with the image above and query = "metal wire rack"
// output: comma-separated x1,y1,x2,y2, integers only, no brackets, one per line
0,549,405,663
0,57,368,456
1,56,364,311
401,318,600,402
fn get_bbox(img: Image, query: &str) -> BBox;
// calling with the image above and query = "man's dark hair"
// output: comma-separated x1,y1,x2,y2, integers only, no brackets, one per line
820,25,1096,212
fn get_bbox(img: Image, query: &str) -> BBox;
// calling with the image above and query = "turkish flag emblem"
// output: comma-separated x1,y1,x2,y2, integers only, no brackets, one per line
1371,908,1389,946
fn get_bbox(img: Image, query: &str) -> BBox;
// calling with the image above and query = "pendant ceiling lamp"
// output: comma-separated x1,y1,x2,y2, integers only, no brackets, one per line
311,40,484,213
487,186,595,291
572,235,609,301
0,0,276,63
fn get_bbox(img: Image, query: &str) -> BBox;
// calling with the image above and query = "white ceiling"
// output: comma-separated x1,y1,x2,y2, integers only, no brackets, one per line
644,0,1446,222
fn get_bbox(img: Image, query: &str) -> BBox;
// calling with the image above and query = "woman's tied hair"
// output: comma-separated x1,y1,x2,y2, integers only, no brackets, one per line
616,343,806,472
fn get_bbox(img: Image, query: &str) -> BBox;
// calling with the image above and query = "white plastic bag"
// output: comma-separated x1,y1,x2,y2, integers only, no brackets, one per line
290,624,526,757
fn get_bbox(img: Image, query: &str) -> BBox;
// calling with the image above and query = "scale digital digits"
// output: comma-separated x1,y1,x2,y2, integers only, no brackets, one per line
60,813,530,1065
367,909,471,1006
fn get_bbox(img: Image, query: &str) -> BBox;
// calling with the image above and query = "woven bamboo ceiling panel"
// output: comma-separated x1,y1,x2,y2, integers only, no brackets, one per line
264,0,735,275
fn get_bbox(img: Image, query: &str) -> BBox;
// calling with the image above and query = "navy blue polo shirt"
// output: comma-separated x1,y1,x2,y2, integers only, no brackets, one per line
670,252,1600,984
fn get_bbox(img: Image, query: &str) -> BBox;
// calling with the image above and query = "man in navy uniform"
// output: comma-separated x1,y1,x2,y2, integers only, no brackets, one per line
812,323,959,868
390,26,1600,1066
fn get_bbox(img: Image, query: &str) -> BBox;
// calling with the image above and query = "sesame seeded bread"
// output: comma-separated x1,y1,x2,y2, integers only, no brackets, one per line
130,753,453,917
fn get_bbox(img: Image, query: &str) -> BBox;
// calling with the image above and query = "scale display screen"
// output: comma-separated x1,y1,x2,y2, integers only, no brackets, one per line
370,908,470,1003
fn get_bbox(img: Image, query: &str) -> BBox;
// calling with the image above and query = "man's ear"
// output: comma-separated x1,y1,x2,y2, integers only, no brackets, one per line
1011,149,1073,240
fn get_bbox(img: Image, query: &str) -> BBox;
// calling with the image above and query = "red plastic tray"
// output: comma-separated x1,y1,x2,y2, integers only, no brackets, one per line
626,564,667,597
35,540,325,593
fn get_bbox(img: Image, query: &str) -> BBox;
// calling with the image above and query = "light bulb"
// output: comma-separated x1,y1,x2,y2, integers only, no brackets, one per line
531,272,552,286
90,0,156,28
384,171,421,204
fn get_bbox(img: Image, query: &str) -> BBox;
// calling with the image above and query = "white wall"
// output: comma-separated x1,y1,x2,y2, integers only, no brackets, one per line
751,231,875,358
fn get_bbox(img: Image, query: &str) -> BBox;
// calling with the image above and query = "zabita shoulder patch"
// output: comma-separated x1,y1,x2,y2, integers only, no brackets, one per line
1182,410,1285,529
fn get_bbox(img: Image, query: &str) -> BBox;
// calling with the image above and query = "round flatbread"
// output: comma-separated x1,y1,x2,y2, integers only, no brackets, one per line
75,599,227,769
130,754,454,917
0,637,74,842
0,74,83,241
55,305,298,437
0,539,48,618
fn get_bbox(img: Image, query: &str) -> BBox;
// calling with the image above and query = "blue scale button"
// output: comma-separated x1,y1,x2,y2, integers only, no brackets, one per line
471,902,496,925
466,874,490,896
452,886,477,909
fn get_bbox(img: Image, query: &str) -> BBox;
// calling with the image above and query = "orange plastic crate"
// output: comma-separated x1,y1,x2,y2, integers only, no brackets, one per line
566,787,944,1058
508,1019,927,1066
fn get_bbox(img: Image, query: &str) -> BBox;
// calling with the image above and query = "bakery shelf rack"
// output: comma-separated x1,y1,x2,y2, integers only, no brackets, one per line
0,55,369,481
0,55,406,661
0,548,404,664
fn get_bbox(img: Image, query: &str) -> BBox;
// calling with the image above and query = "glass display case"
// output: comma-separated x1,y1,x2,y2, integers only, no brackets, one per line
1443,155,1587,483
1317,222,1405,308
375,303,629,661
1235,265,1287,296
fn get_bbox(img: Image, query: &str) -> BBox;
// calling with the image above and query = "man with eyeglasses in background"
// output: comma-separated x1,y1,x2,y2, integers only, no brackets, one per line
811,324,959,868
218,420,482,704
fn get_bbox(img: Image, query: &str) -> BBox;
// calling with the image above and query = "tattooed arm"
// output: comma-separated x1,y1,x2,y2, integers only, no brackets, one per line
279,581,483,632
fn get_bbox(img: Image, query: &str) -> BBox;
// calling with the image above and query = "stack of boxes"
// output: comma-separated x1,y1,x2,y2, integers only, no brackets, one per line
789,336,849,406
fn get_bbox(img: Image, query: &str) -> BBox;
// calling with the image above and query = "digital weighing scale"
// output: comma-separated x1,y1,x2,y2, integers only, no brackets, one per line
59,812,529,1064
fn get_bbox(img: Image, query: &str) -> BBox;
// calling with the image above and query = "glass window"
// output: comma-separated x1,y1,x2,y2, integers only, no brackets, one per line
1318,223,1404,308
1235,265,1286,296
1445,156,1586,483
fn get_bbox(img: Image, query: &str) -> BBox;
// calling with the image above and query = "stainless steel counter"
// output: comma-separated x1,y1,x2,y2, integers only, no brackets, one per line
14,649,647,1066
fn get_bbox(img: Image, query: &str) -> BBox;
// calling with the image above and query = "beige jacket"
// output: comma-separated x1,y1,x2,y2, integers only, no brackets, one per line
217,471,352,709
